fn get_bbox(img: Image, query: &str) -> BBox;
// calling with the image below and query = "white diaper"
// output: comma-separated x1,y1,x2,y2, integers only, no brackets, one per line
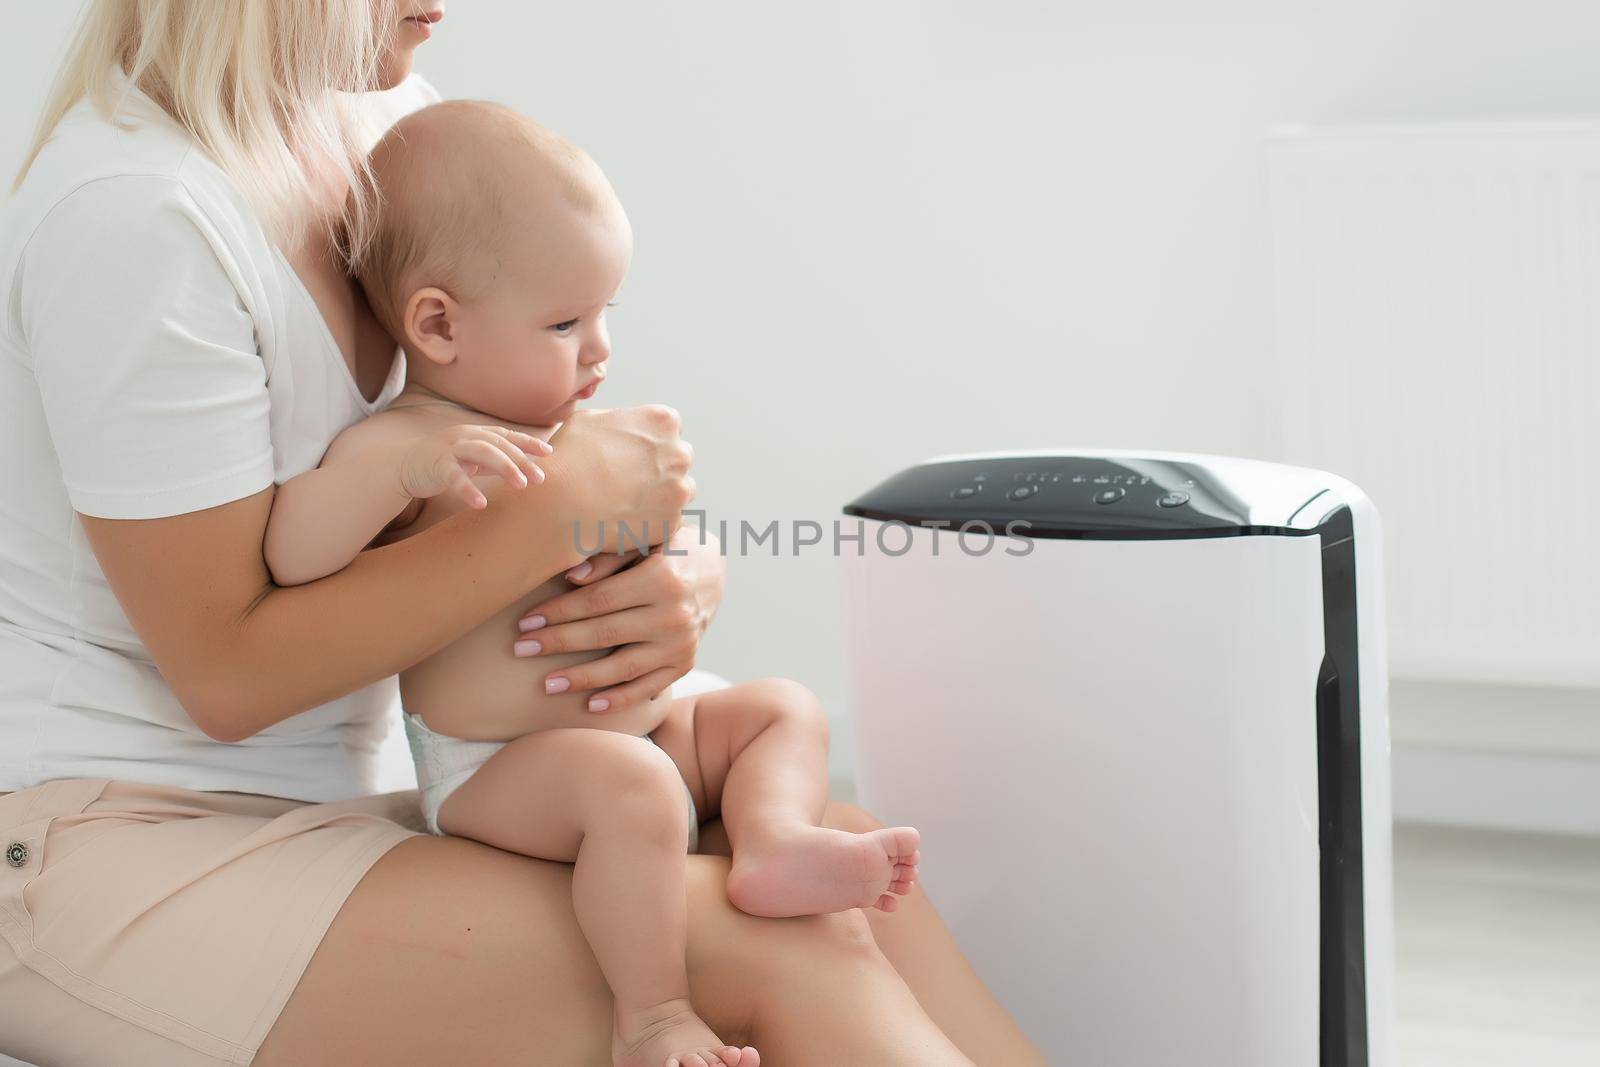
402,710,699,850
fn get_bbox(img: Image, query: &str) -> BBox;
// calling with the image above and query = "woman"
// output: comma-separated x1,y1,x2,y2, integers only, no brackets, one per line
0,2,1042,1064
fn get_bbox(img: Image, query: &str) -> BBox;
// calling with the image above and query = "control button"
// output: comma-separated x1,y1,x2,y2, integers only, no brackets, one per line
1158,491,1190,508
1094,488,1126,505
950,486,978,499
1007,485,1039,501
972,474,988,483
5,841,27,868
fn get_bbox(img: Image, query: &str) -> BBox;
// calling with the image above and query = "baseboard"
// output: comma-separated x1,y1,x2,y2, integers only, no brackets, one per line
1388,679,1600,836
1391,679,1600,757
1393,744,1600,836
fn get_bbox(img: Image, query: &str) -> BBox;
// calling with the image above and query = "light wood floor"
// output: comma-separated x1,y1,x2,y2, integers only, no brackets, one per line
1394,822,1600,1066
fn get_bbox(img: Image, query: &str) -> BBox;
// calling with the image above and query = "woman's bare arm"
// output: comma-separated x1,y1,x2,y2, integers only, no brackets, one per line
82,406,694,742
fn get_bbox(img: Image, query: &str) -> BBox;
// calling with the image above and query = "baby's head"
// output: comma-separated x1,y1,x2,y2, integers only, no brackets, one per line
356,100,631,425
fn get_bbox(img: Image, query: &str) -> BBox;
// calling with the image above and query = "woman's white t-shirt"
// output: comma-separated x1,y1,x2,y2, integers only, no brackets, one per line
0,74,440,801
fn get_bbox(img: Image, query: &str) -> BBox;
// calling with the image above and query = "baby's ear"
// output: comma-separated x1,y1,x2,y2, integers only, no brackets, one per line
403,287,460,366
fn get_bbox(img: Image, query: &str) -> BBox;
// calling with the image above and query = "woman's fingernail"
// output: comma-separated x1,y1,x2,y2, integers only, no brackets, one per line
567,561,593,581
588,697,610,712
518,615,546,632
513,639,542,657
545,676,571,694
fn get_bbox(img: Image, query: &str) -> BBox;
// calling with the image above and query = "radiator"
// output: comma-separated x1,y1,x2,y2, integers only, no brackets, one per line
1267,122,1600,688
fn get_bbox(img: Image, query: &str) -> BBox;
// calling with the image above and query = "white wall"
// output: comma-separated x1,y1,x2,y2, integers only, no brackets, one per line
6,2,1599,787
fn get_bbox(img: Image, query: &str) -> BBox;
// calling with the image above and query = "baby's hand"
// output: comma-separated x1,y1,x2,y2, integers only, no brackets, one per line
398,425,552,510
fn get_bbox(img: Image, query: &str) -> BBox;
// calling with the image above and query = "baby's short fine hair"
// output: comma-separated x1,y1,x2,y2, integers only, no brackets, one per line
351,99,619,338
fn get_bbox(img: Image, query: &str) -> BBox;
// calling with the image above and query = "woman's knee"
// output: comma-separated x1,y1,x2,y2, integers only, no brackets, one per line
746,908,883,1006
698,872,878,975
810,905,879,956
683,880,878,1050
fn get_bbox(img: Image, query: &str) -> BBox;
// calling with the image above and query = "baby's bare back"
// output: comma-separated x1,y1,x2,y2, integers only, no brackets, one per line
366,403,669,741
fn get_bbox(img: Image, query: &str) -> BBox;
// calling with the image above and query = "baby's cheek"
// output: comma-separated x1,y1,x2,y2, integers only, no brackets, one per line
467,366,555,425
500,353,572,418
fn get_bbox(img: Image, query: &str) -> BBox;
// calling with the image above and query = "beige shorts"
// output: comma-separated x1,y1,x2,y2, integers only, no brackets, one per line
0,777,422,1066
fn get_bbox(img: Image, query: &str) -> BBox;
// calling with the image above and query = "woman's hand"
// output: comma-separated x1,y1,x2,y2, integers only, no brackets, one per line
545,406,696,555
511,523,727,713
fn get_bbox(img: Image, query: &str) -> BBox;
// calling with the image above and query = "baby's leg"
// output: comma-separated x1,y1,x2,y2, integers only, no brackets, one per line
652,678,920,919
436,729,758,1067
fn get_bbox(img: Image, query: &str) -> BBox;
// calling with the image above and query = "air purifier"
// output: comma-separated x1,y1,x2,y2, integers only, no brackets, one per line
839,450,1391,1066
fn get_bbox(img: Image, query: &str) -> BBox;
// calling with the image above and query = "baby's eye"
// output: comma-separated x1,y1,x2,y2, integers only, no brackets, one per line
550,319,579,334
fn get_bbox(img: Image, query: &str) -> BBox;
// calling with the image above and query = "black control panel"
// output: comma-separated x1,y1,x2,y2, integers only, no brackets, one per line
842,455,1328,540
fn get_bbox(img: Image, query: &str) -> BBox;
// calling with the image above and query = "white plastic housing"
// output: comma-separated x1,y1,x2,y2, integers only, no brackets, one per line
838,451,1390,1067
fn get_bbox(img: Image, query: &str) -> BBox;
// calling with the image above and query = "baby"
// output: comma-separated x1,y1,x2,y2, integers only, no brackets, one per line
263,101,920,1067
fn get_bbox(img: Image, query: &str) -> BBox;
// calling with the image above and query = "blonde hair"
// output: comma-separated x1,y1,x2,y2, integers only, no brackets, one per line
15,0,401,248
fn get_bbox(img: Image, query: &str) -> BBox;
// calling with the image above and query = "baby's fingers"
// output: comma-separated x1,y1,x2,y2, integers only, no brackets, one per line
499,428,553,458
445,464,488,510
453,438,533,490
472,429,547,485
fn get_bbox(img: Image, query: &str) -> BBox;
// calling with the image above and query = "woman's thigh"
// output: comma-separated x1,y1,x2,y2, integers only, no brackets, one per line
254,835,763,1067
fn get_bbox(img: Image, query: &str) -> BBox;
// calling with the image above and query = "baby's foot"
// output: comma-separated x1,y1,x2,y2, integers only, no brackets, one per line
614,998,759,1067
726,824,921,918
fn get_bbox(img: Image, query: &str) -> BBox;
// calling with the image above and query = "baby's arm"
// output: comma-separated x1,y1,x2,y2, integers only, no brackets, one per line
264,415,551,586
